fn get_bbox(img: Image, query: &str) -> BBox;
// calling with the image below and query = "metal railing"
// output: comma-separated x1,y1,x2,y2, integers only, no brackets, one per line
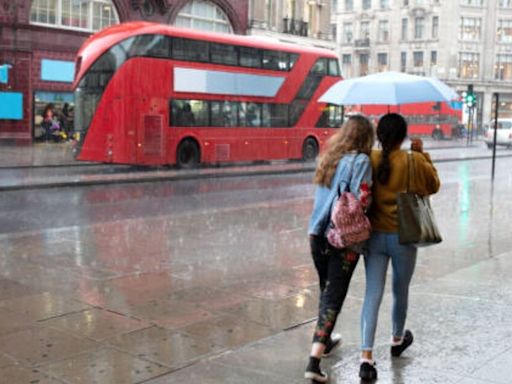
282,18,308,37
354,38,370,47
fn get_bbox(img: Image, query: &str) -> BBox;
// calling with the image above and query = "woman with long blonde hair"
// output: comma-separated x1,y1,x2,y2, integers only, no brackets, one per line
305,115,375,382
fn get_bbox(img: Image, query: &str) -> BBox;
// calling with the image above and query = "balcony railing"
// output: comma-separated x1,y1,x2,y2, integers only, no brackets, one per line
282,18,308,37
354,38,370,48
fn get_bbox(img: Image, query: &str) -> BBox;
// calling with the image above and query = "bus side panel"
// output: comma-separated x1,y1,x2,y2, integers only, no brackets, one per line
288,76,340,160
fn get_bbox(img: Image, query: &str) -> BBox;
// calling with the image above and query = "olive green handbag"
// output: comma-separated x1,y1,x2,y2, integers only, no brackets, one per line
397,153,442,247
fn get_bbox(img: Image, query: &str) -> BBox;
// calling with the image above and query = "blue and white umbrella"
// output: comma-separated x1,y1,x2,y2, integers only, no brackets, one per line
319,71,458,106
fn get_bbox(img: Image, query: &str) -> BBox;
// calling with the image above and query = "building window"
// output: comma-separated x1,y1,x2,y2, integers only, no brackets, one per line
331,23,337,40
342,54,352,77
359,53,369,76
30,0,118,31
432,16,439,39
176,0,233,34
415,17,425,39
413,51,424,67
378,20,389,42
403,0,409,5
497,20,512,43
343,22,353,43
401,52,407,71
362,0,372,10
377,53,388,71
380,0,389,9
459,52,480,79
500,0,512,7
461,0,484,5
496,54,512,79
401,18,408,40
360,21,370,39
431,50,438,66
345,0,354,11
459,17,481,40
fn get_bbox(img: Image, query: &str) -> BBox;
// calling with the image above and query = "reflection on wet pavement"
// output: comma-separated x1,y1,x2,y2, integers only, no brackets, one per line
0,159,511,382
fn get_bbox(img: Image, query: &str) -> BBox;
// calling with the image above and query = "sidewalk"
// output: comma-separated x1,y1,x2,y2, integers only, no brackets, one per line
147,250,512,384
0,139,480,169
0,157,510,383
1,140,511,191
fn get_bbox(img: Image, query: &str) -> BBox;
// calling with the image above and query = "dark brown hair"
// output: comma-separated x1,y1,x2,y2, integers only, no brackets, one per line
376,113,407,185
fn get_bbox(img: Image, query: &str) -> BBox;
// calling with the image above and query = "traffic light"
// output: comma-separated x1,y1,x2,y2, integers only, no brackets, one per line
465,84,476,108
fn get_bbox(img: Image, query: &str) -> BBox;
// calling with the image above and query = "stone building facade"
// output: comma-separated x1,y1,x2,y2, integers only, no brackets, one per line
248,0,335,49
0,0,248,141
333,0,512,124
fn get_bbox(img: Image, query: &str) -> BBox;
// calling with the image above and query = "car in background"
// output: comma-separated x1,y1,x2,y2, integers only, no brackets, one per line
484,119,512,149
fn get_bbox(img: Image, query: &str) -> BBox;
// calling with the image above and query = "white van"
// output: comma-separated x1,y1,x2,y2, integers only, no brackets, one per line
484,119,512,149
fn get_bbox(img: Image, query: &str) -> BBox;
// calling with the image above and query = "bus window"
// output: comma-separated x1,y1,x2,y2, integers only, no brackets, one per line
289,53,299,70
240,47,262,68
316,105,343,128
289,100,307,126
263,50,288,71
311,58,328,75
130,34,171,58
297,74,323,100
262,104,289,127
172,38,209,62
172,100,195,126
211,101,238,127
190,100,209,126
328,59,341,76
210,43,238,66
240,102,261,127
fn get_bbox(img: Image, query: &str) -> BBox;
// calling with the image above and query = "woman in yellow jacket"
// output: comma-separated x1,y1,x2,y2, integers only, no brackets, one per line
359,113,440,381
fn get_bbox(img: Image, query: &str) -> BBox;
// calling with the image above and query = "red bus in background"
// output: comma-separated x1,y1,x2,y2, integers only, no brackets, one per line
348,101,463,140
72,22,343,167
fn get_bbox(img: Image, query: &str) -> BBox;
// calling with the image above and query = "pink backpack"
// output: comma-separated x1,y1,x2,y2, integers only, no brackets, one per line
326,156,371,249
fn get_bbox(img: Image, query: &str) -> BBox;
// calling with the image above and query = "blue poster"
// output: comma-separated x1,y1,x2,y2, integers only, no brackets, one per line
0,64,11,84
0,92,23,120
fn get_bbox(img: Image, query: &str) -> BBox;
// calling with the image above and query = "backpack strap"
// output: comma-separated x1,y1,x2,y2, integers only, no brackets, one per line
337,153,359,197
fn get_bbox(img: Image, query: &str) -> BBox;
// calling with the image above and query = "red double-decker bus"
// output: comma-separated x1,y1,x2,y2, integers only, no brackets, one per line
72,22,343,167
348,101,463,140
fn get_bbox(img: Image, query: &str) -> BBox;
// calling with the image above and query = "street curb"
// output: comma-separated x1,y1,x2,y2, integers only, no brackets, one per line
2,153,512,192
0,145,479,170
0,162,98,170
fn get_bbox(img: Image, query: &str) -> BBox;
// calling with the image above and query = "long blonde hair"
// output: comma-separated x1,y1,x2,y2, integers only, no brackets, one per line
314,115,374,187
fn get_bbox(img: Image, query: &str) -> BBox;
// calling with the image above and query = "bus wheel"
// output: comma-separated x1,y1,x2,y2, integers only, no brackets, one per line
302,138,318,162
177,139,200,169
432,129,444,140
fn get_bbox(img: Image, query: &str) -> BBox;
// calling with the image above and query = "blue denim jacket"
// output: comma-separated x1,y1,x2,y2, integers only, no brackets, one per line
308,152,373,237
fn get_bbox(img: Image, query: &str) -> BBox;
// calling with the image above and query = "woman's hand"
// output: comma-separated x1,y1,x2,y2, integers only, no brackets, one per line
410,137,423,153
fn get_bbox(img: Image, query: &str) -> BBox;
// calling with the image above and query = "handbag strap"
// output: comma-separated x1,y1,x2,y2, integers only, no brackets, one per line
406,152,416,193
337,153,358,197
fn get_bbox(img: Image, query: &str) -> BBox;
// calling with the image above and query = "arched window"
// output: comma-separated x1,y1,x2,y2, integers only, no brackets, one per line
175,0,233,34
30,0,119,32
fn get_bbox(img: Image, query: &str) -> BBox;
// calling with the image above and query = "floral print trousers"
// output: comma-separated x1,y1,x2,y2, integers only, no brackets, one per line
310,235,359,345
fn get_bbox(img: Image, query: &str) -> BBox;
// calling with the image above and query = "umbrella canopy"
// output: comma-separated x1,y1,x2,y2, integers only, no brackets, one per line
319,71,459,106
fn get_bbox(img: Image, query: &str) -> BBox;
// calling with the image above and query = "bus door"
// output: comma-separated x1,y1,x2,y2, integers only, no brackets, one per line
106,96,137,164
136,97,167,165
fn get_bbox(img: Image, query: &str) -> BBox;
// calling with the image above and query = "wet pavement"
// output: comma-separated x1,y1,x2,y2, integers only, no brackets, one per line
0,156,511,383
1,139,511,191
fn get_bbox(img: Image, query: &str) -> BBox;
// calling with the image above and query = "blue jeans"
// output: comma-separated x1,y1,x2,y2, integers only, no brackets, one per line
360,231,417,351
